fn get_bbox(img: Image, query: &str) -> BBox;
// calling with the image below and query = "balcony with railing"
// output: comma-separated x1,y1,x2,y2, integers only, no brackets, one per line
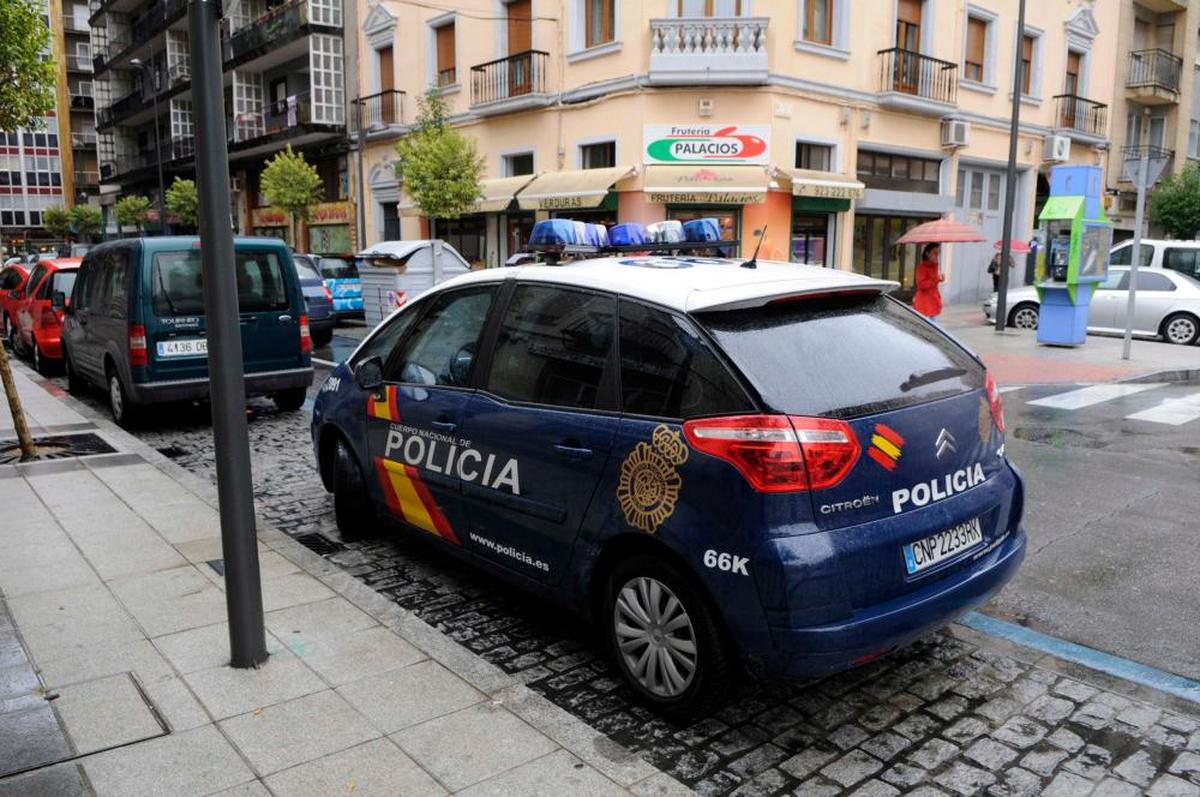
1119,146,1174,182
66,53,94,73
469,51,551,115
1127,49,1182,105
227,90,344,153
352,90,405,137
647,17,769,85
1053,94,1107,141
96,86,144,129
63,16,90,34
71,131,99,148
94,38,131,73
877,48,957,114
74,170,100,187
225,0,340,68
70,93,95,111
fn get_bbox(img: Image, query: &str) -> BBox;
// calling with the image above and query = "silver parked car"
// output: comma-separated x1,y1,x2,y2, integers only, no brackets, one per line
983,267,1200,345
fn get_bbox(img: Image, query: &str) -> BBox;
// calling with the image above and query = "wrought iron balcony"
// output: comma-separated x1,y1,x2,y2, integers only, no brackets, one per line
877,48,957,110
1127,49,1182,103
74,170,100,187
96,87,143,129
128,0,187,55
70,93,95,110
648,16,769,85
62,16,90,34
71,131,98,148
227,90,343,148
66,54,94,72
1053,94,1107,139
470,50,549,111
352,90,405,132
226,0,337,64
1119,146,1174,182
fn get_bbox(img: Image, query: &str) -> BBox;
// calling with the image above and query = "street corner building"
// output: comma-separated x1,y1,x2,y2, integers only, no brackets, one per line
351,0,1156,308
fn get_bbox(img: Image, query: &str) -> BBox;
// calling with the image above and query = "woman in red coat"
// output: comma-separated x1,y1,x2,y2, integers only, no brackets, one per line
913,243,945,321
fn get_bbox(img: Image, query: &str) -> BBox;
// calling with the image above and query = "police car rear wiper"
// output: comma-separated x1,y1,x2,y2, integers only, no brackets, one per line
899,367,967,392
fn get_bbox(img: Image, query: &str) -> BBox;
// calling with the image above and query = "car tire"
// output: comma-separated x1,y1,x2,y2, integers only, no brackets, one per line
333,438,375,542
1008,303,1039,330
31,337,50,376
1161,313,1200,346
64,349,86,396
311,328,333,348
2,315,14,351
604,554,733,720
272,387,307,412
107,366,138,429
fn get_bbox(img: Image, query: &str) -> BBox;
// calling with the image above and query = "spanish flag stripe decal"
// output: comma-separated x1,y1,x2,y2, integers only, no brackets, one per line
875,423,904,447
373,457,406,519
870,434,902,460
868,447,897,471
387,387,401,422
403,464,459,545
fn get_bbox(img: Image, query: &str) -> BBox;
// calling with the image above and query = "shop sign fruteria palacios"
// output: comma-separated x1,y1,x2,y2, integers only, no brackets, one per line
643,124,771,165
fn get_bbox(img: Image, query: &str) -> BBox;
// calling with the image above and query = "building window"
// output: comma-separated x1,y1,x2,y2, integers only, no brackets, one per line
676,0,742,15
964,16,987,83
857,151,940,194
580,141,615,169
585,0,614,47
504,151,535,176
1190,120,1200,160
1021,34,1034,95
795,142,833,171
1064,50,1081,96
382,202,400,240
801,0,832,45
435,21,456,87
310,34,345,125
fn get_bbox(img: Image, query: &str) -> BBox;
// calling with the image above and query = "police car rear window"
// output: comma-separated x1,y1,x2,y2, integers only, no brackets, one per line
696,294,983,418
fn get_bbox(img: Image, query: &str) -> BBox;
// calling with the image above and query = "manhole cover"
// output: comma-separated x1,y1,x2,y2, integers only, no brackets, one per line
0,433,116,465
1012,427,1108,449
294,533,345,556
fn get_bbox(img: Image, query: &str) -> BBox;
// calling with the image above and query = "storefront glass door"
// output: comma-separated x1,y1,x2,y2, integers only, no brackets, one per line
791,213,831,266
852,214,930,299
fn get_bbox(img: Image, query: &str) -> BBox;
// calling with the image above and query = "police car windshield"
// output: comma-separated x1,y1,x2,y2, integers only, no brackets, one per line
696,294,983,418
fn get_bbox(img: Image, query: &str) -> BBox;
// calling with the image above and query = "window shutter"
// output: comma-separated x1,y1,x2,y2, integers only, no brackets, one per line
965,18,986,80
436,24,455,79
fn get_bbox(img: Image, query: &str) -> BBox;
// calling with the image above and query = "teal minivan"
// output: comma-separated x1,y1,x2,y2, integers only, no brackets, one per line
60,237,313,427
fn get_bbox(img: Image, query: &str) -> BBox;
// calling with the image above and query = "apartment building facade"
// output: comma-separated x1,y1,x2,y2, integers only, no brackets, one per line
1104,0,1198,240
354,0,1120,304
88,0,357,251
0,0,101,254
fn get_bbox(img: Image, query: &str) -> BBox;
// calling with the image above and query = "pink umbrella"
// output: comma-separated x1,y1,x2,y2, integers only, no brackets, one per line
994,239,1032,254
895,219,986,245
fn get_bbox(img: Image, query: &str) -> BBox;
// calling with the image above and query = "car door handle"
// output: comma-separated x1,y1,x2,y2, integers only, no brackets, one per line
431,419,457,432
278,314,292,322
554,442,593,460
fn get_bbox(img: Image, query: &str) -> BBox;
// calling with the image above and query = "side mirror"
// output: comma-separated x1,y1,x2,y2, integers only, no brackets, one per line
354,356,384,392
51,291,66,312
9,290,22,301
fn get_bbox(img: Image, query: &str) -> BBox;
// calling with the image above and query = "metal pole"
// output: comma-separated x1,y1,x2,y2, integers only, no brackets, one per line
994,0,1025,333
151,74,167,236
1122,136,1150,360
355,97,366,247
189,0,267,668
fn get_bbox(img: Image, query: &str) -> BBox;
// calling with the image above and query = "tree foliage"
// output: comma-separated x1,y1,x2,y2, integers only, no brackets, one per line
115,195,152,233
0,0,57,132
165,178,199,227
1148,162,1200,240
394,90,483,220
260,145,323,249
70,204,102,241
42,206,72,240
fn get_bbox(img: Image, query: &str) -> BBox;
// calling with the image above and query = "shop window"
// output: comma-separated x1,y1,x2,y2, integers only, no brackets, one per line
504,151,534,176
585,0,614,48
666,206,740,244
856,151,940,194
433,214,485,267
795,142,832,171
792,213,830,266
852,214,931,297
580,141,615,169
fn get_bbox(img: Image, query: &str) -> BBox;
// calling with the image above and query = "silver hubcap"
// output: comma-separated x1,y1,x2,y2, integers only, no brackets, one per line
109,376,123,418
614,577,697,698
1013,307,1038,329
1167,318,1196,344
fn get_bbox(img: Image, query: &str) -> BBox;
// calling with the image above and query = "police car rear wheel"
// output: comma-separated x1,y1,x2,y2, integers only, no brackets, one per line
606,556,731,719
333,439,375,541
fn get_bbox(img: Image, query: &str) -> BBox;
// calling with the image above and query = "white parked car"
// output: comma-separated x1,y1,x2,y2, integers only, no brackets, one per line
983,267,1200,345
1109,238,1200,278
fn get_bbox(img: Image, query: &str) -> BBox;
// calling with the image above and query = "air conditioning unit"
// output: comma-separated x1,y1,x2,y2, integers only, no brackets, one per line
230,176,245,193
941,119,971,148
1044,134,1071,163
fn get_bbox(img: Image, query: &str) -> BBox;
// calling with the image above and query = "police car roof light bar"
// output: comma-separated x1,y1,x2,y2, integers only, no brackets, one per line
523,239,742,264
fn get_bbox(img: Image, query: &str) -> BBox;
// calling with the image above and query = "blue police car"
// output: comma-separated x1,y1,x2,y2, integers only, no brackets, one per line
311,257,1025,717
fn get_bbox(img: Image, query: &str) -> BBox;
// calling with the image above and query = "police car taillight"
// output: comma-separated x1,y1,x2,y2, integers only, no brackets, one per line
984,370,1005,434
683,415,859,493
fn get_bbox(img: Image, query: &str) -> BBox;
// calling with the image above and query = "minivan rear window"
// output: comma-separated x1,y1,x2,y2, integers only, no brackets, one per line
696,294,984,418
319,258,358,279
293,259,322,281
152,250,290,315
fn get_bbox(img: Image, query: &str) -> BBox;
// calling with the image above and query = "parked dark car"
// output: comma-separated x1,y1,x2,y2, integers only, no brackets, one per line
60,237,314,427
291,253,335,347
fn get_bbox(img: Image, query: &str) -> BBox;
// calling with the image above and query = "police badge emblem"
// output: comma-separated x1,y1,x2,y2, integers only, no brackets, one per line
617,425,689,534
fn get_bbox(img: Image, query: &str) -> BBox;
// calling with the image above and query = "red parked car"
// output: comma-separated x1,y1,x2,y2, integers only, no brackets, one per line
1,261,31,348
15,258,80,375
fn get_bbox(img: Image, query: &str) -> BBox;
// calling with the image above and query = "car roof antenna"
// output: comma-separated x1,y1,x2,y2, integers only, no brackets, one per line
740,226,766,269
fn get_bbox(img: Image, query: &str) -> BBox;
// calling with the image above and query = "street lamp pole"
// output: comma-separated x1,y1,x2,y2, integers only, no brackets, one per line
132,58,169,235
994,0,1025,333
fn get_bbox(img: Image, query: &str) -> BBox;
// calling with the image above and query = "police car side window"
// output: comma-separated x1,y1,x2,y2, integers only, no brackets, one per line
619,299,753,419
354,301,422,367
485,284,615,410
386,287,494,387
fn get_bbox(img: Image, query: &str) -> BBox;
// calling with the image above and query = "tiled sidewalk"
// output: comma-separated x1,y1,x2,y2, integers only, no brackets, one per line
0,365,688,797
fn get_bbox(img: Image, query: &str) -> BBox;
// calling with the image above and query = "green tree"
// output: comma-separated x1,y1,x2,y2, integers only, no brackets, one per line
259,145,323,251
394,89,483,220
42,206,72,241
0,0,57,132
165,178,199,228
1148,162,1200,240
70,204,102,241
115,195,152,235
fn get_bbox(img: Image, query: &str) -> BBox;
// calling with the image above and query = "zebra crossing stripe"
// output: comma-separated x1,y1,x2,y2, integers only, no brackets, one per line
1125,392,1200,426
1027,383,1165,411
997,386,1023,395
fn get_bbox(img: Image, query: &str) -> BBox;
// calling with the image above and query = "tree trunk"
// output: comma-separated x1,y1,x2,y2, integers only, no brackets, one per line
0,341,35,459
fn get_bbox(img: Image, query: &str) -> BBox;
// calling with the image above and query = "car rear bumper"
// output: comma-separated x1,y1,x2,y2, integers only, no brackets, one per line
759,527,1025,679
309,314,335,332
128,366,313,404
36,334,64,359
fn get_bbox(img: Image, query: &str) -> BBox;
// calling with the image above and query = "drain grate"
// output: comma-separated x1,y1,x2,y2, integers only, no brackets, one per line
156,445,189,459
294,533,345,556
0,433,116,465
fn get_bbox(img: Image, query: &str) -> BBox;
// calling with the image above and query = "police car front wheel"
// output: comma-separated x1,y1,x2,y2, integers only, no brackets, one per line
333,439,375,542
605,556,732,719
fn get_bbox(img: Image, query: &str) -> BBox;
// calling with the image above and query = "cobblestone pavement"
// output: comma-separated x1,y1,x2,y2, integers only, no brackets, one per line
47,374,1200,796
